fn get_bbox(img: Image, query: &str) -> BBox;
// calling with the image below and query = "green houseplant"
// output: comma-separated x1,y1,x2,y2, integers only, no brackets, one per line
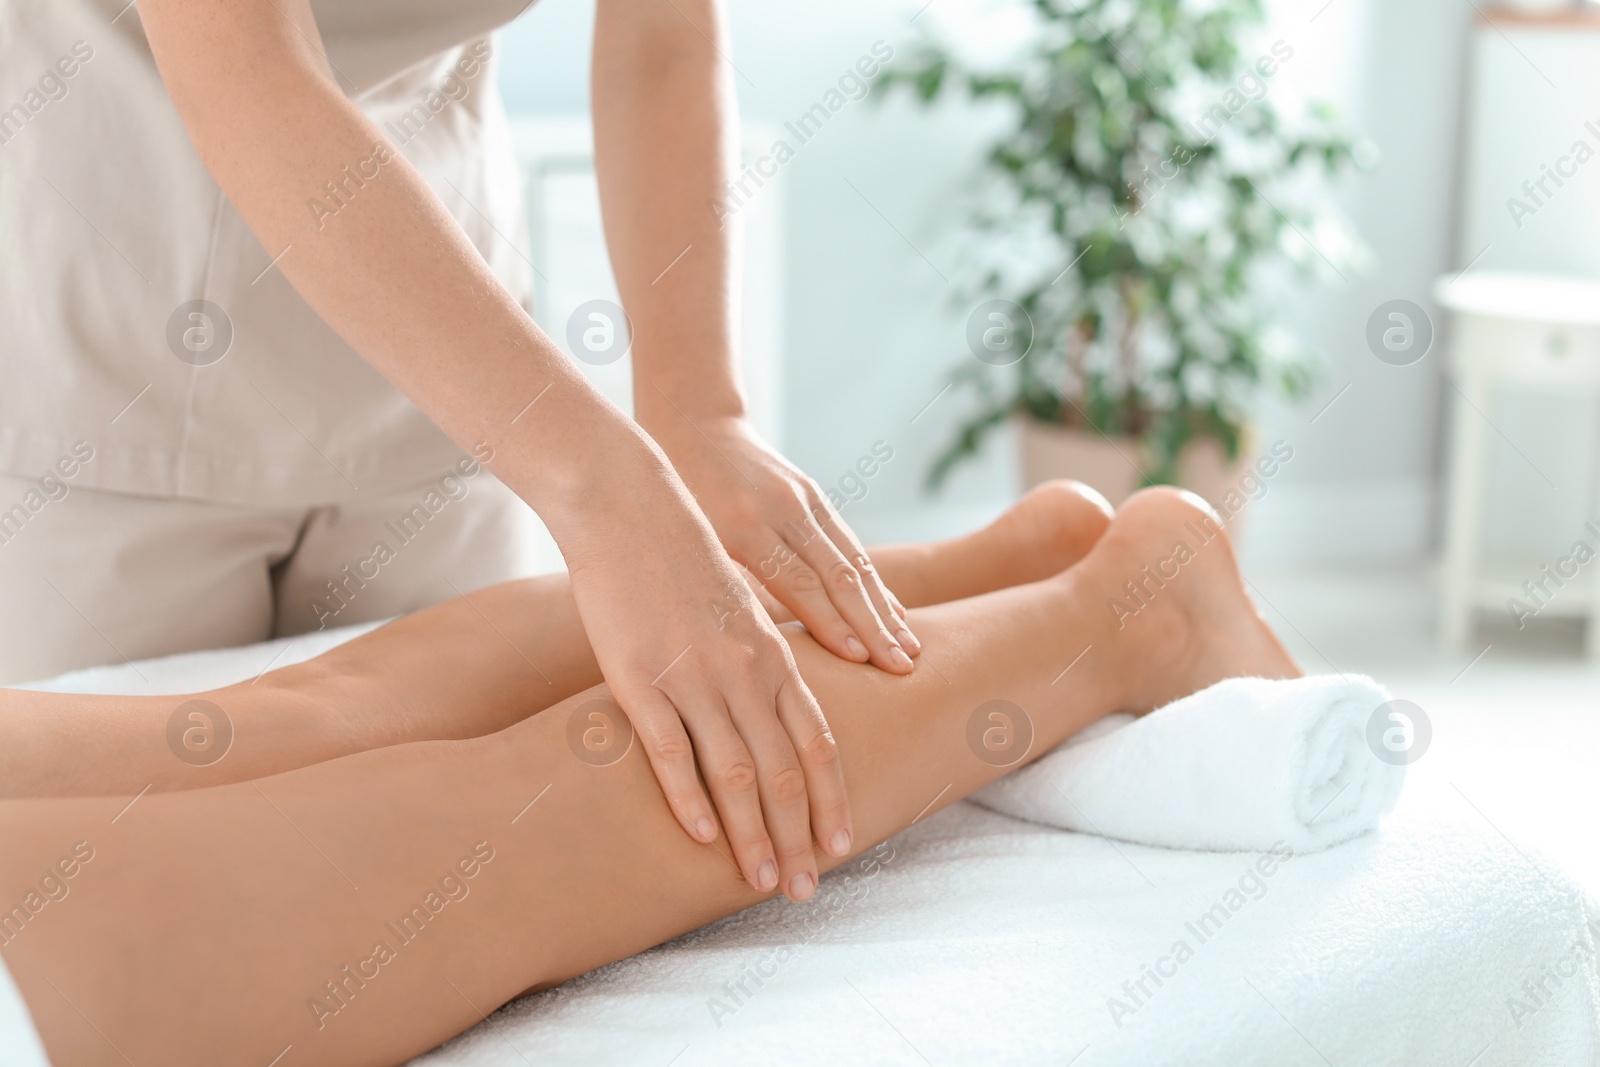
877,0,1367,498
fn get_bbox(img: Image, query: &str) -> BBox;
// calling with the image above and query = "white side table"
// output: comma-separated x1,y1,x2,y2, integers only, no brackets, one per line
1434,271,1600,656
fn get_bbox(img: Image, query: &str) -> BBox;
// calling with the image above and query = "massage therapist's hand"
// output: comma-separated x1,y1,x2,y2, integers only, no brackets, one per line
559,427,853,902
639,409,920,674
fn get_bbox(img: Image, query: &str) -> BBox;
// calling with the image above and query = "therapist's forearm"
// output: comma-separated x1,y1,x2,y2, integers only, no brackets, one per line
593,0,746,423
139,0,640,530
587,0,923,673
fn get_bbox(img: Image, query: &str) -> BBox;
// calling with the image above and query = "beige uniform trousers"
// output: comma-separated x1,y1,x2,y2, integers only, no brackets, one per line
0,461,542,686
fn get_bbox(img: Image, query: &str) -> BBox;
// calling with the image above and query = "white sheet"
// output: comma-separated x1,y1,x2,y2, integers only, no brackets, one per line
0,957,50,1067
418,805,1600,1067
25,626,1600,1066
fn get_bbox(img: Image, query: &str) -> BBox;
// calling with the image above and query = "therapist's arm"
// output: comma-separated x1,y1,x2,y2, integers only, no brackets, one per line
136,0,851,902
591,0,920,671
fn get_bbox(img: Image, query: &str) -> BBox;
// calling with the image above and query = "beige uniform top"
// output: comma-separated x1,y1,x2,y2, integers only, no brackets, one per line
0,0,534,507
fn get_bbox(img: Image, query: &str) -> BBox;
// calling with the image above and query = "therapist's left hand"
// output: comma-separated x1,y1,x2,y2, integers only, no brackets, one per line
642,410,920,674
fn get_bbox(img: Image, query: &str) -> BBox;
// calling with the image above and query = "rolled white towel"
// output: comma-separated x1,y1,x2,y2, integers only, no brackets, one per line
970,674,1406,853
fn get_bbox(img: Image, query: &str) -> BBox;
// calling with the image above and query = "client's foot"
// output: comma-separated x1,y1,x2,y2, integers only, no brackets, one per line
1077,486,1301,714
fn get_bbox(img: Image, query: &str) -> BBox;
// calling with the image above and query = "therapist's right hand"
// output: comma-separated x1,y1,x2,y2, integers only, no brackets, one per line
555,431,853,903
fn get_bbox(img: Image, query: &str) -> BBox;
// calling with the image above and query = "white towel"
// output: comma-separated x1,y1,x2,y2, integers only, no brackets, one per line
971,674,1406,853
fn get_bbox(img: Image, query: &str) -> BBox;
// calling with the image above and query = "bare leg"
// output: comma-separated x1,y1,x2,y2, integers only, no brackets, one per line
0,481,1115,798
0,489,1296,1066
0,572,600,798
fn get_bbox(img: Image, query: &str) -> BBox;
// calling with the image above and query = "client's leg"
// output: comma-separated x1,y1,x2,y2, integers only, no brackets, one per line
0,481,1113,798
0,571,602,798
0,489,1294,1067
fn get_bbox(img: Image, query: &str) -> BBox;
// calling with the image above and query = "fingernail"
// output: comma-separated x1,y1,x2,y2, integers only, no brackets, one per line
695,818,716,843
887,645,914,671
788,872,815,901
844,635,868,659
896,627,921,654
756,859,778,892
828,828,852,856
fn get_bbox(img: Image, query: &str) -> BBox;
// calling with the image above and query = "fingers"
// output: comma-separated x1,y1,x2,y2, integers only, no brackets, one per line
635,669,847,904
732,710,817,902
776,675,853,861
618,672,805,899
620,686,720,845
764,510,914,674
678,694,784,895
808,497,921,658
725,671,852,903
746,525,871,665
